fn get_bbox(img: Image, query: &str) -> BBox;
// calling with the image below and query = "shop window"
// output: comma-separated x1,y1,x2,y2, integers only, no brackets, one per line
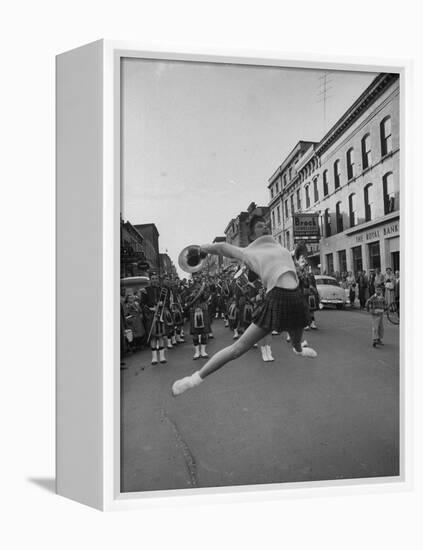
364,183,373,222
349,193,357,228
352,245,363,273
361,133,372,170
313,177,319,203
380,116,392,156
334,159,341,189
326,253,334,274
338,249,347,273
368,242,381,270
383,172,396,214
336,201,343,233
346,147,354,180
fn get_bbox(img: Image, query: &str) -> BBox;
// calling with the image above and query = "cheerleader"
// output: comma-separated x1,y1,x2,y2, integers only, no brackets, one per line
187,278,211,360
172,217,317,396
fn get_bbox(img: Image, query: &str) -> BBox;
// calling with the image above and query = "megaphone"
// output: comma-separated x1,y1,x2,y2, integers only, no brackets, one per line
178,245,208,274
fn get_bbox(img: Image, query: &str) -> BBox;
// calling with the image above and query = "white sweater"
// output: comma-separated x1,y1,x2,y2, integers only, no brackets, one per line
241,235,298,293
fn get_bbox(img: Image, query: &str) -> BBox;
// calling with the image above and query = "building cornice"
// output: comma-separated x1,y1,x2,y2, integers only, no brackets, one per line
315,73,399,156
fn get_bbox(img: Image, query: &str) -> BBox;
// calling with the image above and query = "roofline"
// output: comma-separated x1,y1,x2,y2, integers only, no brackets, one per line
315,73,399,156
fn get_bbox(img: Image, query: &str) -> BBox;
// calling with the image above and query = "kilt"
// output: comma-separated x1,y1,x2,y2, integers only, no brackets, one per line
189,304,211,335
252,286,309,332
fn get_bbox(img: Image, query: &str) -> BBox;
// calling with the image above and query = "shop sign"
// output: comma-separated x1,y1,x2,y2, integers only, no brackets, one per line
355,220,399,244
293,213,320,237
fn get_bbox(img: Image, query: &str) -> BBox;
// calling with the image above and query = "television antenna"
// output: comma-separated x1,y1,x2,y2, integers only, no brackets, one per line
317,72,334,128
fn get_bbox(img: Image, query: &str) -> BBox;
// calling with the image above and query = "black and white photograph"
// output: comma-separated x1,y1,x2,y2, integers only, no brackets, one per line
119,58,400,493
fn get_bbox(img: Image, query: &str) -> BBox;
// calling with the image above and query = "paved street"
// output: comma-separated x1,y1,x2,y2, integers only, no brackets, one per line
121,308,399,493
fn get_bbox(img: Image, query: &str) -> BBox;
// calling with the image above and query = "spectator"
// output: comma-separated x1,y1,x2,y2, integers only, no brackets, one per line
346,271,356,308
368,269,376,297
394,270,400,314
366,285,385,347
357,270,369,309
384,267,396,306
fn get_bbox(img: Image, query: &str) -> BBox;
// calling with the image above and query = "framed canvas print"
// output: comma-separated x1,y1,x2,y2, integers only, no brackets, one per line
56,40,412,511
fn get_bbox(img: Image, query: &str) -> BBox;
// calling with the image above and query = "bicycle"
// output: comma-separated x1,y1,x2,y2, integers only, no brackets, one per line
385,301,399,325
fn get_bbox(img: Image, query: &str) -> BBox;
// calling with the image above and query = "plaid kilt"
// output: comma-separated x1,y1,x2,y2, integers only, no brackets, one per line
252,287,309,332
189,303,211,335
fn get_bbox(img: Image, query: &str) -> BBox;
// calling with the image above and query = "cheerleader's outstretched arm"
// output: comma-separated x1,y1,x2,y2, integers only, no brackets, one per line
200,242,244,261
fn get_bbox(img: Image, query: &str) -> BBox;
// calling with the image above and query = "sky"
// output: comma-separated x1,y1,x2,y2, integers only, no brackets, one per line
121,58,377,276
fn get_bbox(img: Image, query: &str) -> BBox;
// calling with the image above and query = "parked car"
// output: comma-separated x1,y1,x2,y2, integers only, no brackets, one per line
315,275,347,309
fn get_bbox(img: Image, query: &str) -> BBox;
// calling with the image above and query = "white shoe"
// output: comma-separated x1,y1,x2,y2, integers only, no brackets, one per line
200,344,208,358
286,334,291,342
167,342,173,349
172,372,203,396
151,350,158,365
310,321,317,329
159,349,167,363
233,329,239,339
304,326,310,331
302,340,308,347
253,343,258,348
224,320,229,327
260,346,269,362
266,345,274,361
293,347,317,358
171,335,177,345
193,345,200,360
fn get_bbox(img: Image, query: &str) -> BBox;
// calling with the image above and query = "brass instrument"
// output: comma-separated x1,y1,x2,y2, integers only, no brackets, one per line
178,245,208,274
147,287,168,341
121,275,150,289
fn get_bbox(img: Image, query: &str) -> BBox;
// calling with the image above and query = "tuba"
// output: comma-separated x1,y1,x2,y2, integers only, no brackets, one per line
178,245,208,274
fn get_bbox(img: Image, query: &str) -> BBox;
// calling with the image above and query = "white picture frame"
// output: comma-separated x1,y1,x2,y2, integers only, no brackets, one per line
56,39,412,511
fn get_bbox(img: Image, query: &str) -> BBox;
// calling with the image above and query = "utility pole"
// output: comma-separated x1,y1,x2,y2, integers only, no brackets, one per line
317,72,334,130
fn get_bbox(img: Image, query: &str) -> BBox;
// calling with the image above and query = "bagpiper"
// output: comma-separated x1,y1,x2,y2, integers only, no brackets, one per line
186,276,211,360
144,273,169,365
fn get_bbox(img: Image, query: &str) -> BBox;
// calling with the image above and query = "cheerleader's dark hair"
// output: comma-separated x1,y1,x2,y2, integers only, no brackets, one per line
294,240,308,261
248,215,266,236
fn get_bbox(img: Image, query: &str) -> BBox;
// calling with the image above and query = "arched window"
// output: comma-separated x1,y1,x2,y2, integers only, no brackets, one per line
324,208,331,237
305,184,311,208
380,116,392,156
361,133,372,170
349,193,357,227
313,177,319,203
383,172,395,214
346,147,354,180
333,159,341,189
336,201,343,233
364,183,373,222
323,170,329,196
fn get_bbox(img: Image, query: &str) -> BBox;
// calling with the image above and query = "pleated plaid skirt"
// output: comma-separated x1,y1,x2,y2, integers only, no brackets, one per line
252,286,309,332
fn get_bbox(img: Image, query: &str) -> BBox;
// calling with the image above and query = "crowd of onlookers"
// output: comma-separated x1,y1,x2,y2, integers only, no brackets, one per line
324,267,400,310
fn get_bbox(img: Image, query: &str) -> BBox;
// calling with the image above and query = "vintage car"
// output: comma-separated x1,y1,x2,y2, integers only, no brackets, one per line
315,275,347,309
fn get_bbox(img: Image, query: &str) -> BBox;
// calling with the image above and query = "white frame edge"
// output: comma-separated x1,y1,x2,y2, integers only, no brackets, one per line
56,39,413,511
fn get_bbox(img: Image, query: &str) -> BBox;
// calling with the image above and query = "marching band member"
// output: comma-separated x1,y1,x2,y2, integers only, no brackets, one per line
145,273,168,365
187,277,211,360
170,280,185,344
252,282,275,362
172,216,317,396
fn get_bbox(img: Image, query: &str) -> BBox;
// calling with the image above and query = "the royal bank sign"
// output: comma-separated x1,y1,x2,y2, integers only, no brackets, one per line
293,213,320,238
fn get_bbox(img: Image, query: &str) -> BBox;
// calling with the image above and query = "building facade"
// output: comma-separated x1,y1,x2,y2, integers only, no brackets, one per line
269,73,400,276
133,223,160,274
268,141,317,249
120,218,148,277
159,253,178,279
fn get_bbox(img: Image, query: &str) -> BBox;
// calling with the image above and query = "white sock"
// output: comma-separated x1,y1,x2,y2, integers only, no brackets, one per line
191,371,203,386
